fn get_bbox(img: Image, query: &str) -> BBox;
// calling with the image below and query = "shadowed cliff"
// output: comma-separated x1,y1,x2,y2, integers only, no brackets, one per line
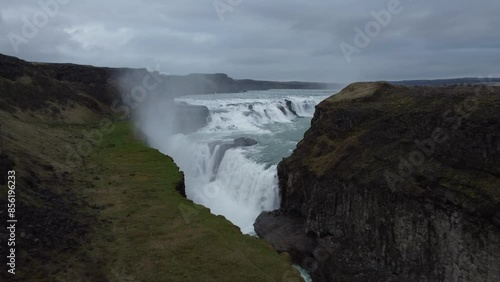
256,82,500,282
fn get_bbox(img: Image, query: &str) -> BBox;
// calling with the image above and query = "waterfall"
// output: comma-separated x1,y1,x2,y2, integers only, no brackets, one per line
135,89,333,234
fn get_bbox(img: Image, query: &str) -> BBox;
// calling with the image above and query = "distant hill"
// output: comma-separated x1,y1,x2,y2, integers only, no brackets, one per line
163,73,341,94
390,77,500,86
0,52,303,281
0,53,341,102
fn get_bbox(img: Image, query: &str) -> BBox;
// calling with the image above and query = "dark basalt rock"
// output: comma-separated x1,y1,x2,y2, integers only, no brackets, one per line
255,211,317,264
175,173,187,197
234,137,258,147
255,82,500,282
285,99,299,116
0,153,14,185
278,106,287,116
173,102,210,134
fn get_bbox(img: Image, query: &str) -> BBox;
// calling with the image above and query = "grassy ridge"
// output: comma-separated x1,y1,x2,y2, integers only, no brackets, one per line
50,122,300,281
0,53,301,281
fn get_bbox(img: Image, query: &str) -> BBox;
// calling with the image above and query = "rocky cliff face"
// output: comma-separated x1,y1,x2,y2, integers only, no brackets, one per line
0,53,304,281
255,82,500,281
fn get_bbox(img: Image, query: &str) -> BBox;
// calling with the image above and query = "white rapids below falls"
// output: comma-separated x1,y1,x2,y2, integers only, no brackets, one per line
136,89,336,234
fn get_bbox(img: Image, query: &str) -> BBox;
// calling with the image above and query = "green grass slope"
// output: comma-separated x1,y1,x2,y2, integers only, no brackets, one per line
0,53,301,281
52,122,300,281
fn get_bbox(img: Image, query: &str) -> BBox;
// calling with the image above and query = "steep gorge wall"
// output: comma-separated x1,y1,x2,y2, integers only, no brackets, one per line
256,82,500,281
0,53,302,281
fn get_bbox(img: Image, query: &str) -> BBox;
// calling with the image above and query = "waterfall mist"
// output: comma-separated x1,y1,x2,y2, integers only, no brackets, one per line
131,86,334,234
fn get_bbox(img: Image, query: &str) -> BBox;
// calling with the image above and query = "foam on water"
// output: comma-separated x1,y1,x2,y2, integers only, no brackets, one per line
177,93,326,134
138,89,336,234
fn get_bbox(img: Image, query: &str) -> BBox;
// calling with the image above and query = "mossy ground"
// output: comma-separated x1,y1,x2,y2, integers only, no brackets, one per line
66,121,300,281
0,116,300,281
0,54,301,281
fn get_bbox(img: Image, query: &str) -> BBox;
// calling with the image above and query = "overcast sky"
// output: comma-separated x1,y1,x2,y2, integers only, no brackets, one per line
1,0,499,83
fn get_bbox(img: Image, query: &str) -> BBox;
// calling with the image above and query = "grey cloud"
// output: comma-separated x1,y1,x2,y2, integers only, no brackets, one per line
0,0,499,83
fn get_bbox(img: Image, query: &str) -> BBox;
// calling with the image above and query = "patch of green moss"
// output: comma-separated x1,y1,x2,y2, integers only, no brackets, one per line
439,167,500,205
293,82,500,209
53,121,301,282
307,132,361,177
326,81,394,103
16,75,33,85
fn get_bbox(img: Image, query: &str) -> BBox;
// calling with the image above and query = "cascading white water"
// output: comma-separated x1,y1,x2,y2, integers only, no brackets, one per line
136,89,335,234
159,133,279,233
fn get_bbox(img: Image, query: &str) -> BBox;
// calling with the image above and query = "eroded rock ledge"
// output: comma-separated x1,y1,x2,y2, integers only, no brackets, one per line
255,82,500,282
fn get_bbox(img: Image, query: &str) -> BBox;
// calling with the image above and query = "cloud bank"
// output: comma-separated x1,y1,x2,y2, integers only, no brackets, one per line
1,0,499,83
